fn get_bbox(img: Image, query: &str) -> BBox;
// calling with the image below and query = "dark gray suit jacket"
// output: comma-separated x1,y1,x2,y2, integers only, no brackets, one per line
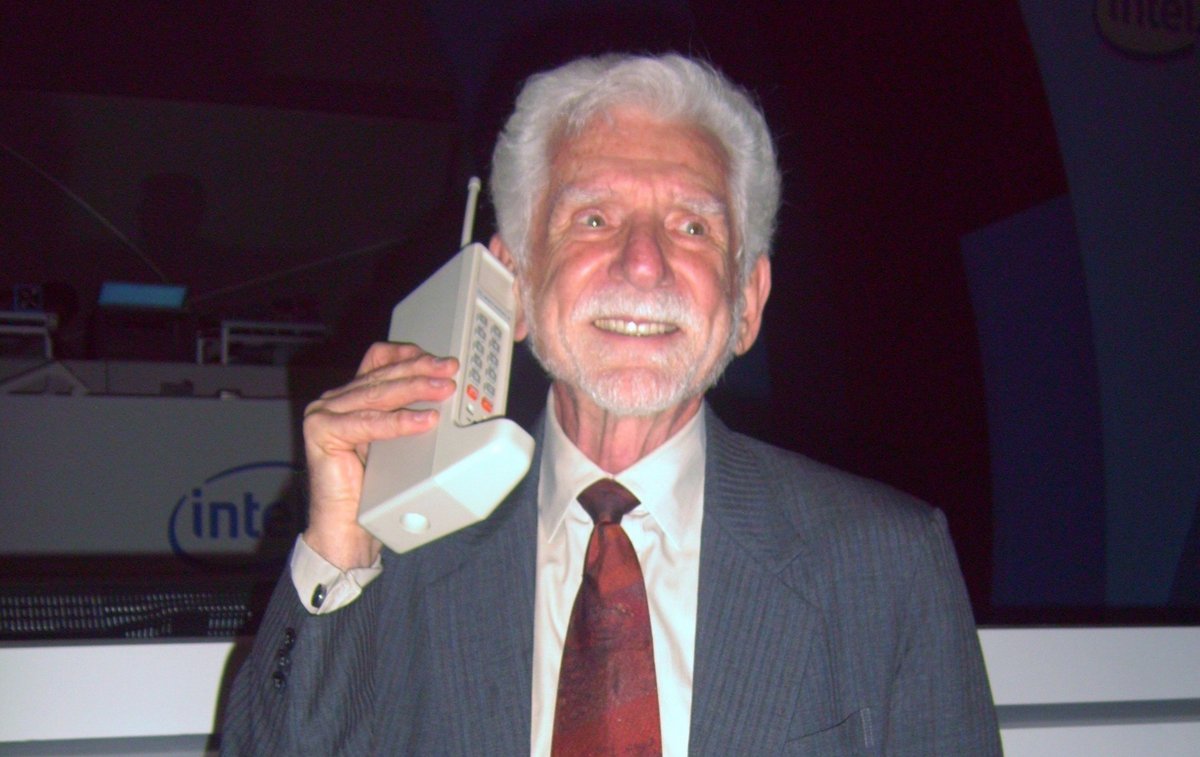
223,410,1000,755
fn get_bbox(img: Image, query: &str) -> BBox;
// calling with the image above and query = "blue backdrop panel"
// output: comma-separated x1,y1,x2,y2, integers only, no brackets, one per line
962,195,1105,607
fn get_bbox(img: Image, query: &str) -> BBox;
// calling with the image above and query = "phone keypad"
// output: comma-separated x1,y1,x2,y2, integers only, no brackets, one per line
460,306,508,424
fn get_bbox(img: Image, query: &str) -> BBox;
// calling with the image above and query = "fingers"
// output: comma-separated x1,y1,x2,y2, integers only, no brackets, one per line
319,343,457,408
317,343,457,408
303,403,442,458
304,342,459,452
301,341,458,569
354,341,457,378
312,371,454,417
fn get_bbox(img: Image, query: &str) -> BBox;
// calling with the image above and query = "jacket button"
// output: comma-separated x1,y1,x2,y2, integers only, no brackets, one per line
272,671,287,690
282,627,296,650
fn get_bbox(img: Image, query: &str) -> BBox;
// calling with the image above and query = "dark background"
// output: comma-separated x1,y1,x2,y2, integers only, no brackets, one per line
0,2,1155,620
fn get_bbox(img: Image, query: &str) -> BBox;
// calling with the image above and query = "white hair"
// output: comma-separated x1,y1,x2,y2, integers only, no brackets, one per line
489,53,781,283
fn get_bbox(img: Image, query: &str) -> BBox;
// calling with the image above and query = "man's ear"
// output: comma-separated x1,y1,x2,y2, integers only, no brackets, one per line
488,234,528,341
733,254,771,355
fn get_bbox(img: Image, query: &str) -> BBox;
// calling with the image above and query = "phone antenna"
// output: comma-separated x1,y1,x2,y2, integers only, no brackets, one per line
460,176,482,249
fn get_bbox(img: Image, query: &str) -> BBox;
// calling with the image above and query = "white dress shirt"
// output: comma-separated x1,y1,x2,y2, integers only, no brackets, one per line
290,397,706,756
531,396,705,757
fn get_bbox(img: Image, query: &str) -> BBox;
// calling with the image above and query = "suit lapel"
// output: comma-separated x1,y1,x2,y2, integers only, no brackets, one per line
417,437,541,754
411,411,823,752
689,412,821,754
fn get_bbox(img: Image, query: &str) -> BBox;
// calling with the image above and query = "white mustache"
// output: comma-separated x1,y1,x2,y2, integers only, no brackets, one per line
574,290,701,331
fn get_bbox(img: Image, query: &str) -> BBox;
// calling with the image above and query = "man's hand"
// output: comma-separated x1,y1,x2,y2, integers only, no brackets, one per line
301,342,458,570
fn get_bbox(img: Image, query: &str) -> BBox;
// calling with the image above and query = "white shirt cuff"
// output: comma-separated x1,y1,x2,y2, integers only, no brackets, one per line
289,534,383,614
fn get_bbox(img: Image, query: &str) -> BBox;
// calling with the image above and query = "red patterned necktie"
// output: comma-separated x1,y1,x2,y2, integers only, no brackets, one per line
552,479,662,756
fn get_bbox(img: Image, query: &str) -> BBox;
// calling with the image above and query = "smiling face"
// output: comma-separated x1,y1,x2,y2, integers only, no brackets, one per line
511,107,770,418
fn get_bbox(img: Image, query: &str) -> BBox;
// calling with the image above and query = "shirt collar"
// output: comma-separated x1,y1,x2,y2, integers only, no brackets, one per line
537,390,706,550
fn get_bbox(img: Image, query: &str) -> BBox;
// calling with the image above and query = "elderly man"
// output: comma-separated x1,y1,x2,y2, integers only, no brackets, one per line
223,54,1000,755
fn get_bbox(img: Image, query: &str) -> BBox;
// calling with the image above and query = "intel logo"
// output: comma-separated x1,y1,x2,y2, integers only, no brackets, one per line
1096,0,1199,57
169,461,305,563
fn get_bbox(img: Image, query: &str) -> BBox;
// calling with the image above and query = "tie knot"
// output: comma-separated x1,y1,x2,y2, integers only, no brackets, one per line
577,479,640,525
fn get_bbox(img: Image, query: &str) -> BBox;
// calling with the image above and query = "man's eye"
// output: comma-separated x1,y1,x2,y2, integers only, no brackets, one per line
683,220,706,236
582,214,605,229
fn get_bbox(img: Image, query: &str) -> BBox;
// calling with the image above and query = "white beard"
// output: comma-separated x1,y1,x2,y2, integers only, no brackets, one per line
524,285,744,416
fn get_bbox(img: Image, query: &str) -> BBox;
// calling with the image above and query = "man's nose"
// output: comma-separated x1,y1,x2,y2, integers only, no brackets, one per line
612,218,672,290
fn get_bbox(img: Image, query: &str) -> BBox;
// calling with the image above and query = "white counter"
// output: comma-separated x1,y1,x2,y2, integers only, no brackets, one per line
1,627,1197,755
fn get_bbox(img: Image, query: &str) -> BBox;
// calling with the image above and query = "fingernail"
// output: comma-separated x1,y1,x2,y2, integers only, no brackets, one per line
429,378,449,387
410,409,435,422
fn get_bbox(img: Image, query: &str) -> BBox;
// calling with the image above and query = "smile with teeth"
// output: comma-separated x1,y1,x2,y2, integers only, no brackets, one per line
593,318,678,336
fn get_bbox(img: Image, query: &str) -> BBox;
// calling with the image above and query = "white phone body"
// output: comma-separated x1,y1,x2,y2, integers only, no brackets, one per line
358,242,535,553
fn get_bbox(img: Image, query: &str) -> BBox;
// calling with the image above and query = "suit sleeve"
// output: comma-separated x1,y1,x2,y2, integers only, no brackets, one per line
883,509,1002,755
220,559,394,756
